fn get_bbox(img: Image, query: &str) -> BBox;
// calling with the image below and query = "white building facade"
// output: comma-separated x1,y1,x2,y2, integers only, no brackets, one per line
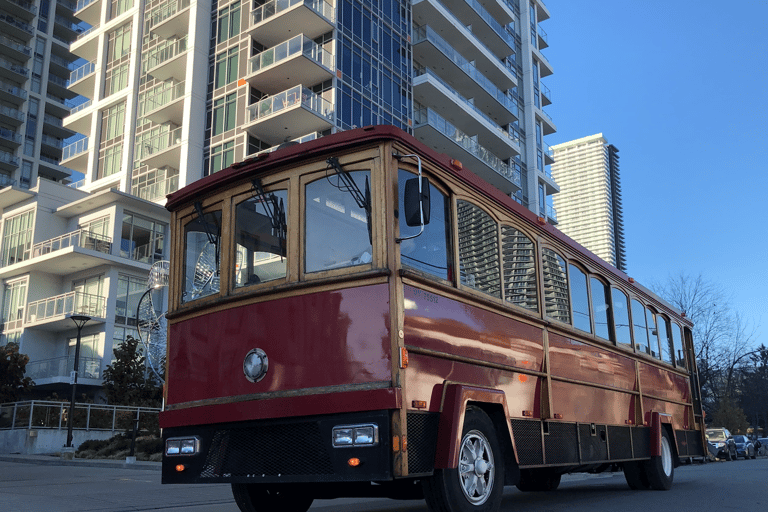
1,0,557,400
550,133,626,272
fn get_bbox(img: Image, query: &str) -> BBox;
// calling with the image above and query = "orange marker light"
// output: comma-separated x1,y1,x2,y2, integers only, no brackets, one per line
175,464,186,472
400,347,409,369
450,159,463,170
348,458,361,467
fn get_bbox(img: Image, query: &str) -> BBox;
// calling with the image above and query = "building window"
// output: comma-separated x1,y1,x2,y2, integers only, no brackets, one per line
20,161,32,189
2,278,27,335
214,47,239,89
115,274,145,326
121,212,166,264
217,2,241,43
98,103,126,179
209,140,235,174
109,0,133,20
1,209,35,266
212,93,237,135
68,334,102,379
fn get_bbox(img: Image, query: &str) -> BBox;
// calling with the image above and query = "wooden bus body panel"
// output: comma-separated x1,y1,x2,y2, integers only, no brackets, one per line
160,126,704,485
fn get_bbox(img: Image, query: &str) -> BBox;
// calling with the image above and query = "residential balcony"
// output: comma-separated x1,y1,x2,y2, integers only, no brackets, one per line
49,52,76,77
74,0,101,26
413,0,515,90
25,291,107,331
534,0,551,22
0,79,27,105
0,127,22,148
60,137,89,172
43,113,75,139
441,0,515,56
247,0,335,47
413,25,518,126
537,24,548,49
69,24,99,61
134,126,182,169
25,356,103,384
0,229,112,279
0,173,15,188
68,60,97,97
45,93,80,119
0,33,31,62
138,81,185,125
533,45,553,77
542,140,554,165
40,134,64,154
53,14,85,42
56,0,78,14
535,106,556,135
143,36,188,81
0,148,20,172
539,161,558,195
47,72,78,100
545,204,557,224
38,154,73,182
63,99,93,134
0,12,35,41
0,0,37,22
0,104,24,127
413,106,521,195
133,172,179,202
413,68,520,158
0,56,29,82
540,81,551,106
244,34,334,95
243,85,333,146
146,0,190,39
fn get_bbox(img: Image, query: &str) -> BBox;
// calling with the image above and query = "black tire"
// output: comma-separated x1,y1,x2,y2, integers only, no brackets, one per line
516,468,561,492
422,406,505,512
725,449,732,461
231,483,313,512
644,428,674,490
623,461,650,490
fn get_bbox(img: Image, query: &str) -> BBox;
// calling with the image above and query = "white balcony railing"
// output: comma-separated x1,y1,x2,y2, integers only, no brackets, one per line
31,229,112,258
26,290,107,323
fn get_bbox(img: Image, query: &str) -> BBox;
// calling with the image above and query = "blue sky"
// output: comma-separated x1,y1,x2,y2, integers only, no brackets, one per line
544,0,768,345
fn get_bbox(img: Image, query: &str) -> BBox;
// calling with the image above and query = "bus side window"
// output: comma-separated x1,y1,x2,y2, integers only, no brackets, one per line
234,189,288,288
569,264,591,333
611,288,632,348
501,226,537,311
398,170,452,281
646,308,660,359
656,315,673,364
182,209,222,303
671,323,686,368
631,299,650,355
542,248,570,323
457,200,501,298
590,277,611,341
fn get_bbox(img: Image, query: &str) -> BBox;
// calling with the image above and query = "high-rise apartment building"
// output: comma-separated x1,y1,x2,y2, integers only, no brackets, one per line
550,133,626,271
0,0,556,400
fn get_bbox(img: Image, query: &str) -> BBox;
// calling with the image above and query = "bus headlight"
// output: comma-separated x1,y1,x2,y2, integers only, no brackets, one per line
166,436,201,456
332,424,379,447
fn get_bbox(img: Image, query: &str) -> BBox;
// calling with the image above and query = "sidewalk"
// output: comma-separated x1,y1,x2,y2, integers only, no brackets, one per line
0,452,161,471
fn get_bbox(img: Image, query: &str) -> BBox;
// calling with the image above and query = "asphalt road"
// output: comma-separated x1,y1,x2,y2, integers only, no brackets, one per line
0,455,765,512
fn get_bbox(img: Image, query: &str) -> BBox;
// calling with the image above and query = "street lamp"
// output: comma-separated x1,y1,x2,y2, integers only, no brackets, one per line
66,314,91,449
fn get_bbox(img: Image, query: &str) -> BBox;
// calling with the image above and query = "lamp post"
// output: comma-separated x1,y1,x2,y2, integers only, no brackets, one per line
66,314,91,449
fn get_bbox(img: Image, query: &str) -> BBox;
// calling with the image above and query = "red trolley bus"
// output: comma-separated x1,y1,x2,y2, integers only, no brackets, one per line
160,126,705,512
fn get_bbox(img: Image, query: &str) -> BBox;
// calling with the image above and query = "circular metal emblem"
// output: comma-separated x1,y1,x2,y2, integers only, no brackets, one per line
243,348,269,383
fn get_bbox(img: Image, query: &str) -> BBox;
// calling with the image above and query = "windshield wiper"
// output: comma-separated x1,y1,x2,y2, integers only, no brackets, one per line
326,157,372,244
251,178,287,257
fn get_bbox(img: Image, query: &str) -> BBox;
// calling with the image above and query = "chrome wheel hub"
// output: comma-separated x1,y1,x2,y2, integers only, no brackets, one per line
458,430,495,505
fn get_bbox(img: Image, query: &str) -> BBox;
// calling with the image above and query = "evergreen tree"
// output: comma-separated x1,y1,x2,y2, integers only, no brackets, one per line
710,397,750,434
0,343,34,402
102,336,161,407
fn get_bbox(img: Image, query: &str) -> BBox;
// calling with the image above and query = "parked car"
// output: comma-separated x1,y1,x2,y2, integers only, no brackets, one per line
705,428,737,460
756,437,768,456
731,435,756,459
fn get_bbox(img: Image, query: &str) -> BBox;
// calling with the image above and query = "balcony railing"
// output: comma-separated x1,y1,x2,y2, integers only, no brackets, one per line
0,79,27,100
146,0,191,31
25,357,102,380
41,134,63,149
251,0,335,26
4,0,37,16
134,126,183,161
62,138,88,160
69,99,92,115
0,173,16,188
75,0,98,12
0,34,31,56
0,13,34,35
546,204,557,222
250,34,333,74
75,24,98,41
133,173,179,202
0,56,29,77
26,290,107,323
53,15,84,34
245,85,333,123
0,149,20,167
413,25,518,116
143,36,188,73
0,401,160,433
0,105,25,123
0,127,21,144
464,0,515,49
414,107,521,188
69,60,96,84
138,81,185,116
32,228,112,258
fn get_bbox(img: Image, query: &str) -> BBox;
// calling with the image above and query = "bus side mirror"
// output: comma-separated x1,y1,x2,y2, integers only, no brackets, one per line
404,177,431,227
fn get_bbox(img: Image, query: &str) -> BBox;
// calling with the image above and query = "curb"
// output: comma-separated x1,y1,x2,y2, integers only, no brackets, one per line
0,454,161,471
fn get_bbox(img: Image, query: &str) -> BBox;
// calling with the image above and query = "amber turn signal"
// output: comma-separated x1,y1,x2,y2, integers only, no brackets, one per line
348,458,361,467
175,464,185,472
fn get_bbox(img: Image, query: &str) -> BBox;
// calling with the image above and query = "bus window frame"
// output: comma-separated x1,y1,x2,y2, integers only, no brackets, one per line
567,261,592,335
230,177,291,294
499,223,540,315
300,156,382,282
174,198,230,310
454,196,502,300
540,245,571,325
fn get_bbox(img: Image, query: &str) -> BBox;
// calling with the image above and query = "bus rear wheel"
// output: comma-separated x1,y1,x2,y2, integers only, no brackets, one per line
231,483,313,512
422,406,504,512
644,429,674,490
623,461,650,490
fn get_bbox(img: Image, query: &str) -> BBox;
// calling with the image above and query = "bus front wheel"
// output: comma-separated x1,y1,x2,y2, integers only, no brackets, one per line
422,406,505,512
231,483,313,512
